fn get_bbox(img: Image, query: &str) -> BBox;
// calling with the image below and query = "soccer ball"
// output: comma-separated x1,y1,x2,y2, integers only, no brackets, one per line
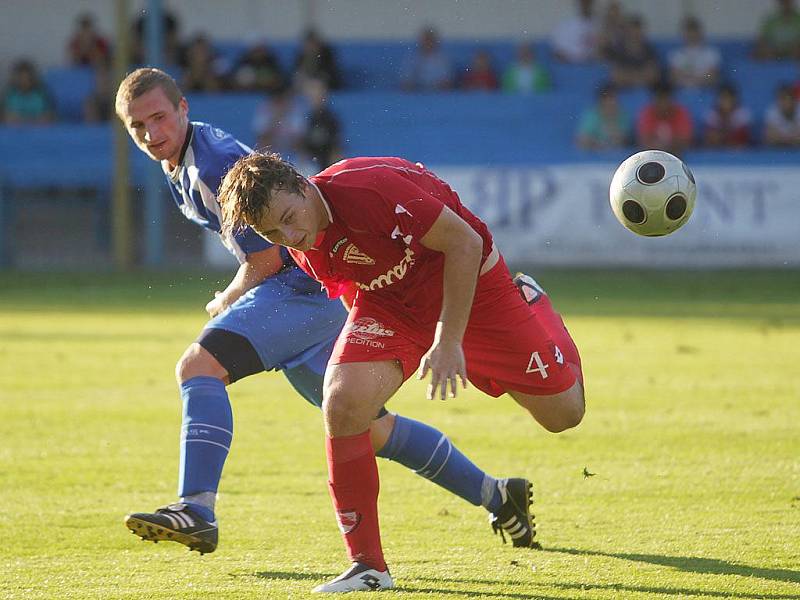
609,150,697,237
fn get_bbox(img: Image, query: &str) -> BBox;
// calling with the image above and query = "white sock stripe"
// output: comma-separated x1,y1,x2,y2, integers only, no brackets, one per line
181,423,233,436
415,435,448,475
183,439,231,452
427,439,453,480
510,527,528,539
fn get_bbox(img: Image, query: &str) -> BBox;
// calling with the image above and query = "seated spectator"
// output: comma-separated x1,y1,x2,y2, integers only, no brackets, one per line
637,80,694,155
703,84,752,148
754,0,800,60
669,17,720,88
83,65,112,123
131,8,180,65
764,84,800,146
551,0,599,63
607,15,660,88
299,79,342,169
576,84,632,149
598,1,627,60
231,42,286,94
502,43,551,93
252,87,306,158
294,29,341,90
400,27,454,91
2,60,55,125
180,34,222,92
461,50,499,91
67,13,110,67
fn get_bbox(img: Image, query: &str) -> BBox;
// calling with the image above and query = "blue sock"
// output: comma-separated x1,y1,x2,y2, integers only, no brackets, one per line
177,376,232,522
376,415,503,512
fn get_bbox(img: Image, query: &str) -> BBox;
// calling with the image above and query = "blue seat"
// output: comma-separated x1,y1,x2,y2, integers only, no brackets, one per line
43,67,96,122
185,92,263,146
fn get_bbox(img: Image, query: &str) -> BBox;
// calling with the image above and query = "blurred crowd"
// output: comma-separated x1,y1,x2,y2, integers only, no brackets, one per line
2,0,800,162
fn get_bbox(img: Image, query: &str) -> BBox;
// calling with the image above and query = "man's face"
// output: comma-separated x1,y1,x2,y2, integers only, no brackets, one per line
118,86,188,164
250,187,322,252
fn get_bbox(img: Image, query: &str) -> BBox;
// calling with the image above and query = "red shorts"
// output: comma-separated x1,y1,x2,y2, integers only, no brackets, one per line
330,258,582,397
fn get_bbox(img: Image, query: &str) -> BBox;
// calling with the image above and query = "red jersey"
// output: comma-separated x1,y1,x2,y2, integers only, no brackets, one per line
291,157,494,319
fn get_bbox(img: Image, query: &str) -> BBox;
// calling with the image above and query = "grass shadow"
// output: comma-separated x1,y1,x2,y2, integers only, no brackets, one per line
410,575,799,599
544,546,800,585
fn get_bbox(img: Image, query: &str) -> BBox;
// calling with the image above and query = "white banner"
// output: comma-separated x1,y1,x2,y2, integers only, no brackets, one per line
435,165,800,268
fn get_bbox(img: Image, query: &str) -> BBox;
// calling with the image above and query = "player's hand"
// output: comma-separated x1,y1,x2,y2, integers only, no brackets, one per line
417,340,468,400
205,291,227,318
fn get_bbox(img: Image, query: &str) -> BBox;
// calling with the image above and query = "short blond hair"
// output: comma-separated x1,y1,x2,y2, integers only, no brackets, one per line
218,152,306,238
115,67,182,117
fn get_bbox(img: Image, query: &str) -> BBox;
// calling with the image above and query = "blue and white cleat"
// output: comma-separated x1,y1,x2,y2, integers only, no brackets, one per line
124,502,218,554
312,562,394,593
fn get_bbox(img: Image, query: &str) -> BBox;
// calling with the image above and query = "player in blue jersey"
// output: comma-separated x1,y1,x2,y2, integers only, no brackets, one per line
114,67,538,557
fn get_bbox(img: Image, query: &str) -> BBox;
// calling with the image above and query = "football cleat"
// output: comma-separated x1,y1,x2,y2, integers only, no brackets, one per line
513,273,546,305
124,503,218,554
490,478,541,549
312,562,394,593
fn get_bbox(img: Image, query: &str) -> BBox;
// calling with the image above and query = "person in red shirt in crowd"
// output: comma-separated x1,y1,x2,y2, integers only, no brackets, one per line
637,80,694,155
461,49,499,90
218,154,585,593
67,13,110,67
703,83,752,148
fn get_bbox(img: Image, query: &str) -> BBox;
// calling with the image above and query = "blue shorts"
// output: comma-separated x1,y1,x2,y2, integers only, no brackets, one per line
205,271,346,375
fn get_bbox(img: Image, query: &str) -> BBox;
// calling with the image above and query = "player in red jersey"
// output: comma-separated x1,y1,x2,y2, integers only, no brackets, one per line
219,154,585,593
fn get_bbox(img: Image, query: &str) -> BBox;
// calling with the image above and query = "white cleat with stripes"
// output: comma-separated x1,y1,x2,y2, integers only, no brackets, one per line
312,562,394,593
125,503,218,554
490,478,541,549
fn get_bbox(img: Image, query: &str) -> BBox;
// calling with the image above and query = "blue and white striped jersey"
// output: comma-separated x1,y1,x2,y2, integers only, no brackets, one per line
163,121,278,264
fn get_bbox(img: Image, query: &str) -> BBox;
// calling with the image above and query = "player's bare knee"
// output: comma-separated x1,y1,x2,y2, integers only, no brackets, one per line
322,386,370,436
175,343,226,384
545,390,585,433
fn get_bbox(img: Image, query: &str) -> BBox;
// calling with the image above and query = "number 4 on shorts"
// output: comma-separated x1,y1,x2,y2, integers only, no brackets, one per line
526,346,564,380
526,351,549,379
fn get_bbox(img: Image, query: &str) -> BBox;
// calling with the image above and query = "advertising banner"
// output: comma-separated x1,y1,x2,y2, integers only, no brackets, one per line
436,165,800,268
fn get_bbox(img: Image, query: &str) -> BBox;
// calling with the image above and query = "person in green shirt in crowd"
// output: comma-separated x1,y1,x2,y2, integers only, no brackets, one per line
754,0,800,60
502,43,551,93
576,83,632,150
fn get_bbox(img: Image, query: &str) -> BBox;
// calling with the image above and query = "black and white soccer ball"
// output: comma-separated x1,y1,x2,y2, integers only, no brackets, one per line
609,150,697,237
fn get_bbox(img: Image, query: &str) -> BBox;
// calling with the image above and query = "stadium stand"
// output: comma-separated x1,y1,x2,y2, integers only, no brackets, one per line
1,37,797,266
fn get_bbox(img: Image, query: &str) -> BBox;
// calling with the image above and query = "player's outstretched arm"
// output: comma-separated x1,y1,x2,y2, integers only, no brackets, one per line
417,206,483,400
205,245,285,317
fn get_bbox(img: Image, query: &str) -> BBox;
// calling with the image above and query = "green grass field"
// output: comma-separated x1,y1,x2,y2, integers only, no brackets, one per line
1,270,798,599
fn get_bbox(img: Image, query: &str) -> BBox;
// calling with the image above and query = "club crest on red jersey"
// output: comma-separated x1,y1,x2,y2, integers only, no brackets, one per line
343,243,375,265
